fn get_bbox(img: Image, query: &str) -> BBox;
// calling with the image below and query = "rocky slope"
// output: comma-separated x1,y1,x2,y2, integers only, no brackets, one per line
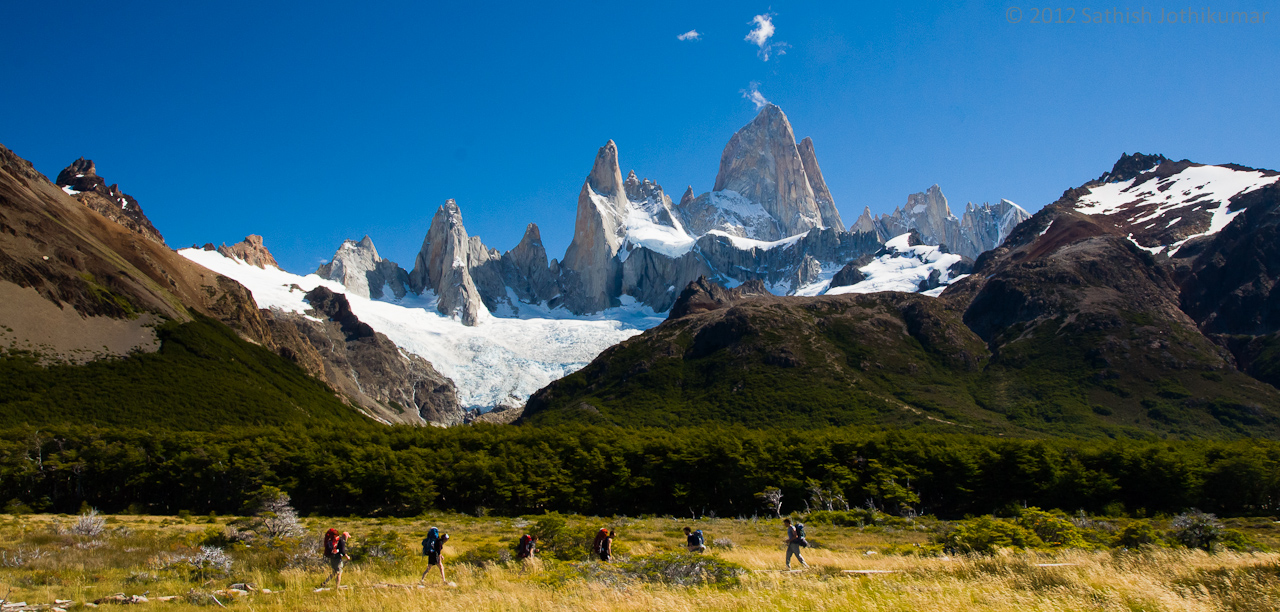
521,153,1280,438
0,144,463,426
55,158,165,245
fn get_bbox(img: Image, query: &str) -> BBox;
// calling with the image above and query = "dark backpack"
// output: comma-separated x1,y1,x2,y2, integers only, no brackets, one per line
694,529,705,546
322,528,339,557
422,527,440,555
517,534,533,556
795,523,809,546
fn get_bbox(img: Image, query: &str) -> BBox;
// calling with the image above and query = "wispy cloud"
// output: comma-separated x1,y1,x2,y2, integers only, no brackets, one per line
745,13,788,61
741,82,770,110
677,29,701,41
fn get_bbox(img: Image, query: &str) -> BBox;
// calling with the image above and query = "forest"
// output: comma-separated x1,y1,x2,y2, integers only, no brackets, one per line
2,423,1277,520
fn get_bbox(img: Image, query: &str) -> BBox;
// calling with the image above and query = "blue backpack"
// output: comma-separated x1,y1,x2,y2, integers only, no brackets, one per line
694,529,705,546
422,527,440,555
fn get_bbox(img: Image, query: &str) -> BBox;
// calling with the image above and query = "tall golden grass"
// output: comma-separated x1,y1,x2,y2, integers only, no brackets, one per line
0,514,1276,611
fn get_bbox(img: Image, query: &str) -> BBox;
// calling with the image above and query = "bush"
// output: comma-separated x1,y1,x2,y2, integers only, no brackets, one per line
351,528,408,563
457,542,512,567
528,514,599,561
1171,510,1223,551
622,553,745,587
1113,520,1163,548
1017,508,1088,549
70,509,106,538
937,516,1043,554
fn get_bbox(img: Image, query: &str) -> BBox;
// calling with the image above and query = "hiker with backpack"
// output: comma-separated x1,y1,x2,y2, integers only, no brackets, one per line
783,518,809,569
419,527,451,584
592,528,615,562
515,534,537,561
320,529,351,587
684,527,706,553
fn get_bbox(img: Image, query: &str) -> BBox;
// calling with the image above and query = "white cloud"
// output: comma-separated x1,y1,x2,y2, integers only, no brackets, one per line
744,13,788,61
677,29,701,41
741,82,770,110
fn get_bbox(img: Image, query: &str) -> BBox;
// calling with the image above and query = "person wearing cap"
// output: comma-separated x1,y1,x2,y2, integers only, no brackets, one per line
321,531,352,588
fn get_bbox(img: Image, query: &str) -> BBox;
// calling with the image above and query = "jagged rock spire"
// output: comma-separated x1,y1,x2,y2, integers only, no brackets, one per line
712,104,824,237
561,140,629,313
798,137,845,232
409,199,487,325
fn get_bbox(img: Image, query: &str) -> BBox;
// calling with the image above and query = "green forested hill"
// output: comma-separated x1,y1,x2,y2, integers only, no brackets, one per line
0,314,369,429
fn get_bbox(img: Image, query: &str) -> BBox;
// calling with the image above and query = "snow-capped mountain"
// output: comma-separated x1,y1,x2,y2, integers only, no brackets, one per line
1069,153,1280,255
181,247,662,413
849,186,1031,260
194,104,1025,413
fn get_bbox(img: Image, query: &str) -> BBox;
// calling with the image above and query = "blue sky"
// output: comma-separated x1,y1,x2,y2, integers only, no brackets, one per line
3,1,1277,272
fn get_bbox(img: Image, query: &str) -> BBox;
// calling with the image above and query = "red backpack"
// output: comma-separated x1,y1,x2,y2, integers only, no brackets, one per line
322,528,340,557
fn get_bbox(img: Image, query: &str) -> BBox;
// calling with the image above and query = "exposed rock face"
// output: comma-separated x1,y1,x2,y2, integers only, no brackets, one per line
829,262,866,289
798,137,845,232
668,276,770,319
869,186,1030,260
214,235,281,269
316,236,410,300
409,200,487,325
297,286,462,425
707,105,824,237
560,141,628,313
55,158,165,245
501,223,560,306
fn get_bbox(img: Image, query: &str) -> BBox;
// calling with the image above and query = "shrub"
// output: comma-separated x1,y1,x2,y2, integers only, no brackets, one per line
1113,520,1163,548
351,528,408,563
246,486,305,541
1017,508,1088,549
71,508,107,538
528,514,599,561
712,537,736,549
1171,510,1223,551
937,516,1043,554
622,553,746,587
457,542,512,567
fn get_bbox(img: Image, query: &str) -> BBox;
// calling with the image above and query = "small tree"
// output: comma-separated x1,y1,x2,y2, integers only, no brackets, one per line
1171,510,1222,551
755,487,783,518
247,486,305,541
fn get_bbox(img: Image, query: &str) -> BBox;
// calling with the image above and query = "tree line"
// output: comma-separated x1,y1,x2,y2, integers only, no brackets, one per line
1,424,1277,518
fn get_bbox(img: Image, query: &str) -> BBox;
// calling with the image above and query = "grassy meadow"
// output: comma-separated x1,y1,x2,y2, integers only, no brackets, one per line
1,511,1279,611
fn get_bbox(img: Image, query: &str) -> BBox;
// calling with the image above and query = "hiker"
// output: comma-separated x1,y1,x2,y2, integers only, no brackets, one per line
419,527,451,584
783,518,809,569
684,527,706,553
320,530,351,587
593,528,615,562
516,533,537,561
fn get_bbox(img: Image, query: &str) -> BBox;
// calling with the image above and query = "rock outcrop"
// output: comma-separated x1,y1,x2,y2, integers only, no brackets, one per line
501,223,560,306
55,158,165,245
295,287,462,425
211,235,281,269
409,200,488,325
316,236,410,300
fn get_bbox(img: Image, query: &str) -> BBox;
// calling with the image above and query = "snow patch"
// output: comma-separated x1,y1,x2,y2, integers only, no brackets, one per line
180,248,664,413
825,234,963,296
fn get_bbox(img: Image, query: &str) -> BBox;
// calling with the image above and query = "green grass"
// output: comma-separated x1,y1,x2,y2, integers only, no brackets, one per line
0,312,367,429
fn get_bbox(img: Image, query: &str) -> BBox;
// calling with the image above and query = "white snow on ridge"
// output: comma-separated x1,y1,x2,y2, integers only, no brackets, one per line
825,234,963,296
181,248,663,412
1075,164,1279,253
704,229,808,251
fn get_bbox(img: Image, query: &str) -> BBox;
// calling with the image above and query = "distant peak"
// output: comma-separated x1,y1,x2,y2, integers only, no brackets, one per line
358,235,375,248
587,140,625,198
521,222,541,242
1100,152,1169,183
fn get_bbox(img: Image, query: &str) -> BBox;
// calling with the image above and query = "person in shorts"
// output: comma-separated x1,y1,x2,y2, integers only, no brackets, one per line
320,531,351,587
